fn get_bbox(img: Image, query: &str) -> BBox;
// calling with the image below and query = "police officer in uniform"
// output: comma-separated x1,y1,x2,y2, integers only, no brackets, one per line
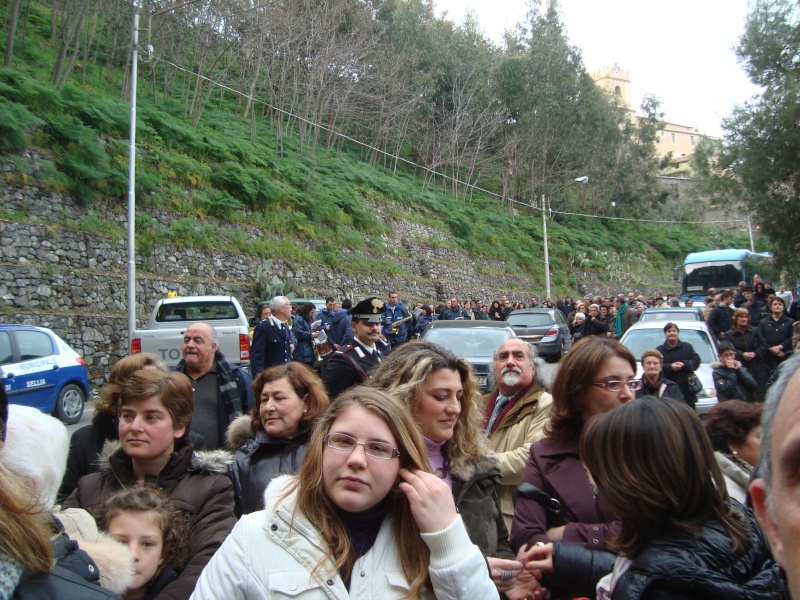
323,297,390,399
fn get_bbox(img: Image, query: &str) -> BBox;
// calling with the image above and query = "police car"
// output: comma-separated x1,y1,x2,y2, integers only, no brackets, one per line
0,324,90,424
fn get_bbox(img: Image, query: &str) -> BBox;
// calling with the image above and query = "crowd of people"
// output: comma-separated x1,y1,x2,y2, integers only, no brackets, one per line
1,280,799,599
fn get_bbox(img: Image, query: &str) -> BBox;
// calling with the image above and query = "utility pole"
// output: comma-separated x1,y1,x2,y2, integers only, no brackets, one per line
541,176,588,301
542,194,551,302
126,0,202,348
127,10,139,347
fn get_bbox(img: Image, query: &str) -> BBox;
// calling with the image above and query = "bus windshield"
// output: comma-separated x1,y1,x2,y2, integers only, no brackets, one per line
683,260,744,294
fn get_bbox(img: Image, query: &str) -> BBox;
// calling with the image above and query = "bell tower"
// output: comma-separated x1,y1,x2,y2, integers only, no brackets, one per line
592,63,632,110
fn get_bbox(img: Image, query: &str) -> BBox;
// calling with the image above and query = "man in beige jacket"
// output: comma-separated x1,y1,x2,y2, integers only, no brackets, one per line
483,339,553,531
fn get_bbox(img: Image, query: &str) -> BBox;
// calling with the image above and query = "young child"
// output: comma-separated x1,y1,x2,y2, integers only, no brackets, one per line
93,487,188,600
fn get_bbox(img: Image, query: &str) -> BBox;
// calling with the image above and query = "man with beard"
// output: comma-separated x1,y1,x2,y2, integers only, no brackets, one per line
483,339,553,531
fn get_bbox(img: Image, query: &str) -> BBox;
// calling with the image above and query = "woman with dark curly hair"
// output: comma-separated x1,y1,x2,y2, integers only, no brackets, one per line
490,300,505,321
704,400,762,504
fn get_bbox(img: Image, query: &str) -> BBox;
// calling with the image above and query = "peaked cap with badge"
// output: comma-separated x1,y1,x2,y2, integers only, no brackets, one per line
349,297,385,323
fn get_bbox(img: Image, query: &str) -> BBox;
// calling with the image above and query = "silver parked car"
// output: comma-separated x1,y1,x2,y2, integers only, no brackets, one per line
419,320,517,393
619,320,719,416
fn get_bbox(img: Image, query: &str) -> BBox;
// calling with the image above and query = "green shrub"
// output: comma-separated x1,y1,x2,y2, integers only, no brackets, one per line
0,97,44,151
196,189,246,218
45,114,111,203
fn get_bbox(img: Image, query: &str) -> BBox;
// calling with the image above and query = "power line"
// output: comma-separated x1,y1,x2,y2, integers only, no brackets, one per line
151,54,748,227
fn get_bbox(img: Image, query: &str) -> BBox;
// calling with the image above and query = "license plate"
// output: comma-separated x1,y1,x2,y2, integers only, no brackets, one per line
477,376,488,389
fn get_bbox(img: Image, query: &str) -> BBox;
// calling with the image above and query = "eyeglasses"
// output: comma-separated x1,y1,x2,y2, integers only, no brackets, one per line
324,433,400,460
591,379,643,392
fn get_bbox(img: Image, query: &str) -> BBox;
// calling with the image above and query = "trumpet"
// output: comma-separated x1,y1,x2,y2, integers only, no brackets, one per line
391,315,413,335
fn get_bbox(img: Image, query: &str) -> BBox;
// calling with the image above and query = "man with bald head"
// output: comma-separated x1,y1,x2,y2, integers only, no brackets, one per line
751,355,800,598
175,322,252,449
484,338,553,530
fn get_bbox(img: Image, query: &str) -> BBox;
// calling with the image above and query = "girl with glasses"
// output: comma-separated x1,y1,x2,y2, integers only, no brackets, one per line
192,387,499,599
369,341,522,595
510,337,636,599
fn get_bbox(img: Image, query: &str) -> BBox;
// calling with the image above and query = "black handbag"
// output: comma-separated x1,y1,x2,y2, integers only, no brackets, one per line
688,372,703,394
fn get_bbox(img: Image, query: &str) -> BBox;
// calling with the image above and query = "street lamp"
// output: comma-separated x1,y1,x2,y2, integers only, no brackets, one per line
542,176,588,301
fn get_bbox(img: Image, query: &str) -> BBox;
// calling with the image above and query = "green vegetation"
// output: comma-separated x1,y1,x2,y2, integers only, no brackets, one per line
0,0,755,296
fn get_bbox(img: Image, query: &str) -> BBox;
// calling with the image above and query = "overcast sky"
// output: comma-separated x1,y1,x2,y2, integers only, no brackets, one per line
434,0,761,137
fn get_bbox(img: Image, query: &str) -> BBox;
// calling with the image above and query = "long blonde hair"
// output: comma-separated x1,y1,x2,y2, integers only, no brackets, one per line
369,340,487,460
286,387,432,598
0,462,54,573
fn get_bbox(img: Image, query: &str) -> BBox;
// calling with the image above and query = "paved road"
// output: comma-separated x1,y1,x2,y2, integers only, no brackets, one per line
66,399,95,436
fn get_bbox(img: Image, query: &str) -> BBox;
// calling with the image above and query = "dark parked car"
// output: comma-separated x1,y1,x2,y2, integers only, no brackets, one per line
505,308,571,362
0,324,90,424
419,320,517,392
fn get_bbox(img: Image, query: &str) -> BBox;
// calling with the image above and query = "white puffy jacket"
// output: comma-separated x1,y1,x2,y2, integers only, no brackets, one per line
191,475,498,599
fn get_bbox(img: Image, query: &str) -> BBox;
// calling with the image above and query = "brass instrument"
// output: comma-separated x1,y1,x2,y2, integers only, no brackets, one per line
391,315,413,335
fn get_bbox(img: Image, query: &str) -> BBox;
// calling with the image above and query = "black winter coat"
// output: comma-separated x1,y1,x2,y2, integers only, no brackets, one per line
611,509,788,599
725,327,768,398
636,376,684,403
549,505,788,600
11,524,123,600
655,341,701,407
226,415,310,516
582,316,608,337
756,314,795,372
712,362,759,402
708,303,734,340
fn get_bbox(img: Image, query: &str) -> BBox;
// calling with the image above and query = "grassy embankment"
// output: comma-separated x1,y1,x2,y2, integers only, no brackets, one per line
0,2,750,296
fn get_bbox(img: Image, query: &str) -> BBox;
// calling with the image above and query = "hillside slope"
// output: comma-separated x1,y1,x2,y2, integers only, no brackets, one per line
0,2,750,308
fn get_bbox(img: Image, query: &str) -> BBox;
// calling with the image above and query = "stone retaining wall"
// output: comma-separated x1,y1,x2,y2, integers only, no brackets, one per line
2,157,674,389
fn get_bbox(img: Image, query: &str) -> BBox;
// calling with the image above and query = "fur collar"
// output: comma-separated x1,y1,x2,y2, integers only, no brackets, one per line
226,414,256,449
449,450,500,483
98,439,233,475
78,532,135,595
